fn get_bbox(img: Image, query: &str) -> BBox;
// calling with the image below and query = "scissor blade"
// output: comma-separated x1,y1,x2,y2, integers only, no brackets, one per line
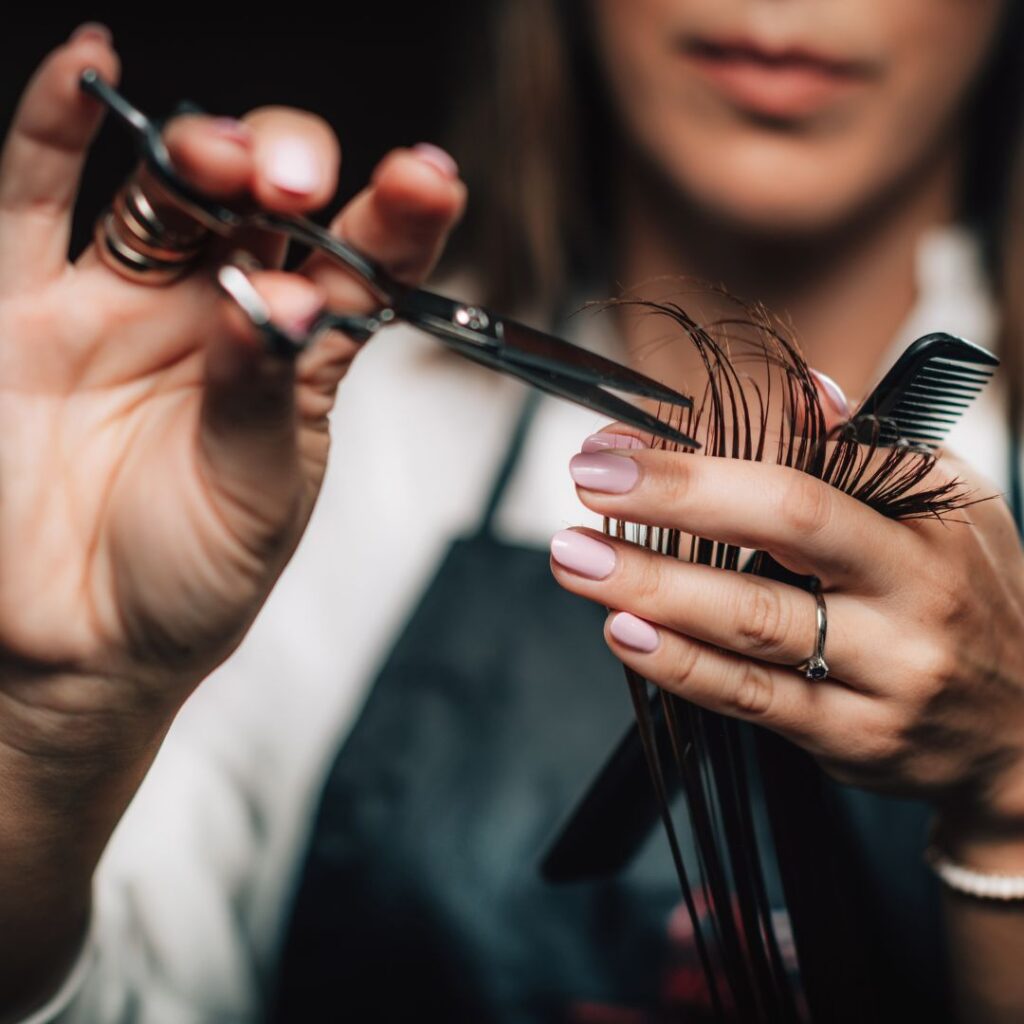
435,333,701,449
496,316,692,407
393,288,692,408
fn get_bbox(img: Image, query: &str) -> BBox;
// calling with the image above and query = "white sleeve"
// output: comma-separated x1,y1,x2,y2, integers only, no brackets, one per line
4,729,268,1024
9,917,96,1024
11,731,271,1024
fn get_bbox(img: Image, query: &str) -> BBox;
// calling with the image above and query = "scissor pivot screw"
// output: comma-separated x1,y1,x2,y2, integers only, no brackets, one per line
454,306,489,331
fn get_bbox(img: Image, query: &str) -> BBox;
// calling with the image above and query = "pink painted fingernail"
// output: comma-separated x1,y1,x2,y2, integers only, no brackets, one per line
412,143,459,179
569,452,640,493
550,529,616,580
266,138,322,195
69,22,112,43
581,432,647,453
211,118,253,148
276,290,326,339
610,612,660,653
809,368,850,419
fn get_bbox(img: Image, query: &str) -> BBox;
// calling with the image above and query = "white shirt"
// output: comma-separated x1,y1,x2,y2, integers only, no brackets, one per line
18,225,1018,1024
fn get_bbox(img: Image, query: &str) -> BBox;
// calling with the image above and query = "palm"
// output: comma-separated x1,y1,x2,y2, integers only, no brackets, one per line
0,261,326,696
0,33,463,737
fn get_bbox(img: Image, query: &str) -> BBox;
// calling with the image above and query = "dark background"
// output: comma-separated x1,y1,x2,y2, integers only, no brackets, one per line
1,8,475,259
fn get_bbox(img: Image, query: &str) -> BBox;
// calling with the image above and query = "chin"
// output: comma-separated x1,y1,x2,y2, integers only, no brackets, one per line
650,132,884,238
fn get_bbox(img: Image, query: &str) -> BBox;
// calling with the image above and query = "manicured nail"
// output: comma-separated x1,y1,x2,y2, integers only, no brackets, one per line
281,295,325,339
581,432,647,454
412,143,459,179
266,138,322,195
609,612,660,653
550,529,616,580
569,452,640,493
809,368,850,419
211,118,253,148
69,22,112,43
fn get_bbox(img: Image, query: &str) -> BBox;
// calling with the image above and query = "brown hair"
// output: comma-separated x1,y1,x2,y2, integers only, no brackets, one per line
444,0,1024,496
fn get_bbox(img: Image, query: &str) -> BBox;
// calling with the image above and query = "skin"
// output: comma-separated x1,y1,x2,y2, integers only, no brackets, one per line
592,0,1004,397
550,2,1024,1020
591,0,1003,233
0,26,464,1019
0,6,1020,1023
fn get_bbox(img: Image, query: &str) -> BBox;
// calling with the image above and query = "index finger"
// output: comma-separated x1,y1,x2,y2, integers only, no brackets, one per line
569,449,908,589
298,144,467,315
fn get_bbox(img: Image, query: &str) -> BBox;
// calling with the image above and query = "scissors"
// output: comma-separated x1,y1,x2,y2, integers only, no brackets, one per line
78,69,700,449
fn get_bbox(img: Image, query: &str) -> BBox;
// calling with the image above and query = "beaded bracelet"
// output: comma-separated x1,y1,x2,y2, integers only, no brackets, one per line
925,844,1024,901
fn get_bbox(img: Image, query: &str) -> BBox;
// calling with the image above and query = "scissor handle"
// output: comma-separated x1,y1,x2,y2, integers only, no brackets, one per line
246,212,399,307
80,68,249,236
79,68,401,308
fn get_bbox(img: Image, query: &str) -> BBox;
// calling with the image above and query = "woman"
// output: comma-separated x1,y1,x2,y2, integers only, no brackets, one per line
1,2,1022,1022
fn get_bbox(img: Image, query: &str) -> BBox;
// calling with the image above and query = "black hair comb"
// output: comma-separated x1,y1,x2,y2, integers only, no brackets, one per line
850,332,998,448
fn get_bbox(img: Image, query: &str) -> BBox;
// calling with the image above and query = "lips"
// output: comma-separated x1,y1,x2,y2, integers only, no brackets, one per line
681,36,875,121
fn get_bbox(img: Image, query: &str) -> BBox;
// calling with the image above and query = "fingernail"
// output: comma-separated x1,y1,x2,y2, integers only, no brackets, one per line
581,432,647,454
69,22,112,43
271,286,326,340
283,303,324,340
412,143,459,179
266,138,322,196
609,612,660,653
809,368,850,419
550,529,616,580
211,118,253,149
569,452,640,493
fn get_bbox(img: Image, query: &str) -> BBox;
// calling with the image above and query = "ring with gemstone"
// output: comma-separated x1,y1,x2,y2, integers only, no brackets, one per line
798,576,829,681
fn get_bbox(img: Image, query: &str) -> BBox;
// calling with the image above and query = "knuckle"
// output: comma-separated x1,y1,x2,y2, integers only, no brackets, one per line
728,662,775,717
653,452,692,510
859,728,907,767
777,473,833,538
670,642,702,692
848,707,909,766
913,642,956,696
632,556,663,604
735,583,789,656
926,578,967,628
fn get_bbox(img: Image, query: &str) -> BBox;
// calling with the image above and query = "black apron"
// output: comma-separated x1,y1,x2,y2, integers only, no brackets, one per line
270,388,1019,1022
270,391,688,1023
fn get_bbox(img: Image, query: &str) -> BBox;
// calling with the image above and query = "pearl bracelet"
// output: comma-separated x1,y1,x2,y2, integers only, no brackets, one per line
925,844,1024,900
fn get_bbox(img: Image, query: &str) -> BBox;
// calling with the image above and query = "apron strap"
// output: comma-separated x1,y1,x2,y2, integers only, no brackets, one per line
473,387,543,539
1009,415,1022,536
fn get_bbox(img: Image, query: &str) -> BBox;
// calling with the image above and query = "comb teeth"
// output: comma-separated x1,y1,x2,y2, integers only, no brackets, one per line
851,334,998,451
899,360,995,443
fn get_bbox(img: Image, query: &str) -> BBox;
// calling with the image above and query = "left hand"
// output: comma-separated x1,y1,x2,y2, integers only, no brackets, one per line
549,427,1024,851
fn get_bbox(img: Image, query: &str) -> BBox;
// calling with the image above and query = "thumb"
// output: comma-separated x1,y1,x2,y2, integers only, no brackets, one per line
200,268,326,543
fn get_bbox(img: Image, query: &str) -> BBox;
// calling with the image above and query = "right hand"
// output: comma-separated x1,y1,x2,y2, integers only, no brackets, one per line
0,25,467,764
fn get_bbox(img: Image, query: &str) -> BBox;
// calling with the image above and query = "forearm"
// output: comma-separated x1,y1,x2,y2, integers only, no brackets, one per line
0,677,167,1020
940,829,1024,1023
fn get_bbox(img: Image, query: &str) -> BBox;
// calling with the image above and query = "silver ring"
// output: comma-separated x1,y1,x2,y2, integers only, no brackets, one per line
798,576,829,680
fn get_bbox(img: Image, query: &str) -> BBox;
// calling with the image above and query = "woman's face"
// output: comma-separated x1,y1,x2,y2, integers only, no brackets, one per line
589,0,1007,234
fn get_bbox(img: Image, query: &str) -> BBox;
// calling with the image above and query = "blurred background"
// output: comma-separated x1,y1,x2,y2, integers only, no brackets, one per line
0,9,475,259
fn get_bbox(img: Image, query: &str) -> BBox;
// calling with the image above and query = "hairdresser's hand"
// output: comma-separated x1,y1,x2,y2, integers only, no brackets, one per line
551,420,1024,851
0,27,464,1017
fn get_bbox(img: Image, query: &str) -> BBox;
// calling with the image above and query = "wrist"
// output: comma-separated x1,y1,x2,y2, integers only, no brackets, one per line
0,894,91,1022
931,809,1024,874
931,751,1024,862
